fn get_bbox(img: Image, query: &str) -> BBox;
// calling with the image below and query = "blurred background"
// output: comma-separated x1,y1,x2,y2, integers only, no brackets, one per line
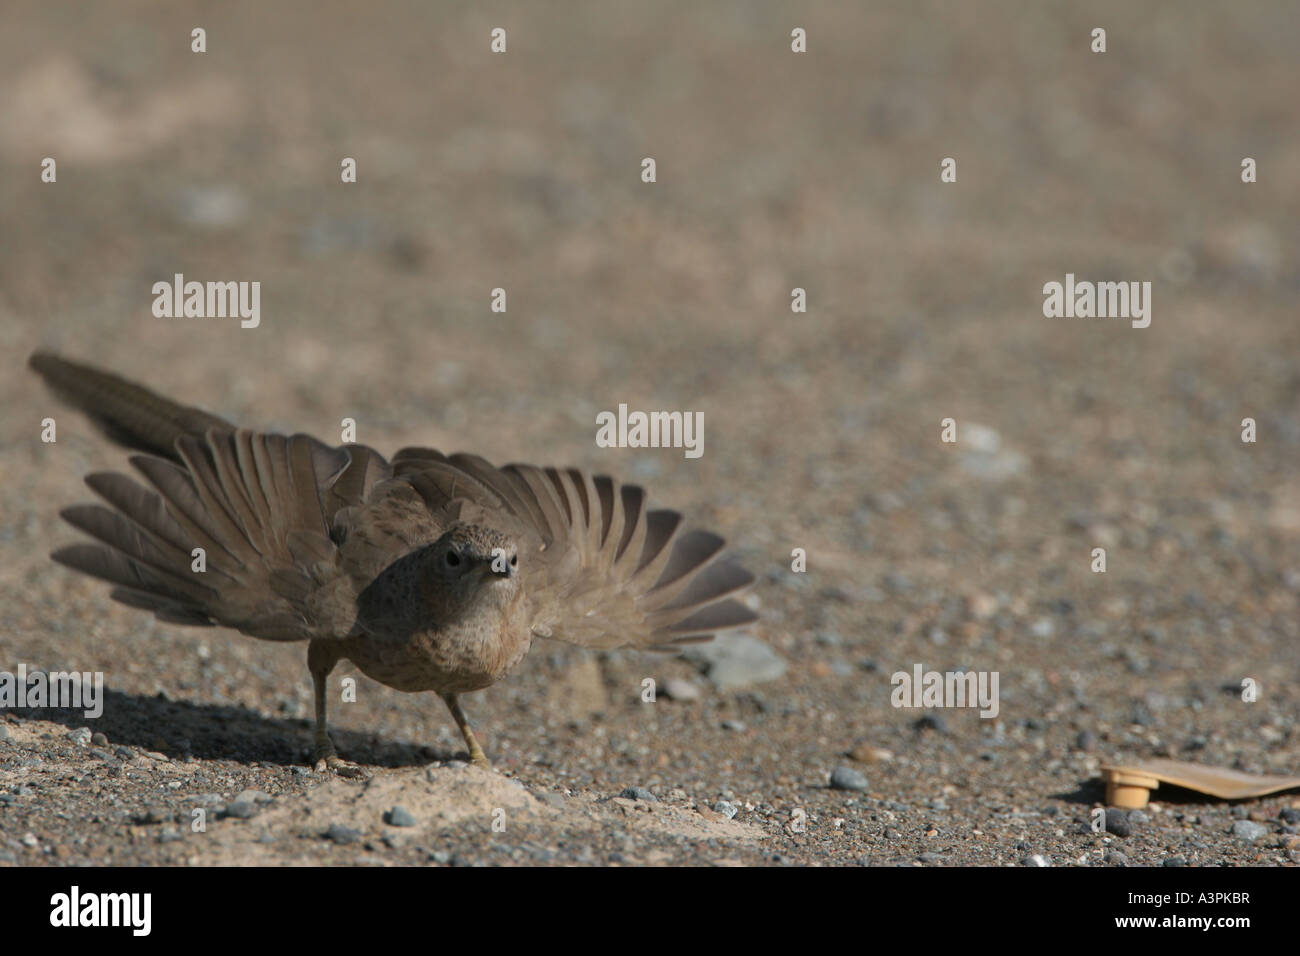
0,0,1297,862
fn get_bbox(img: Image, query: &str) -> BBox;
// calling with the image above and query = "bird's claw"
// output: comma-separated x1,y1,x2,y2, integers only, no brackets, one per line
311,744,370,779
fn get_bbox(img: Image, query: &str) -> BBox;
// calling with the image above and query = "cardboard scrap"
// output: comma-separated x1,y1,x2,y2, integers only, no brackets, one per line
1101,758,1300,809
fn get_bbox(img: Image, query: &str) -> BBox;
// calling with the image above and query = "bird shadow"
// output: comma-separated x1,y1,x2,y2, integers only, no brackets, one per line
5,687,461,769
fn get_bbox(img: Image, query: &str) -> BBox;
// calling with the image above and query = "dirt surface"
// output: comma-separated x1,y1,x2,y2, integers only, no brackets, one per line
1,2,1298,867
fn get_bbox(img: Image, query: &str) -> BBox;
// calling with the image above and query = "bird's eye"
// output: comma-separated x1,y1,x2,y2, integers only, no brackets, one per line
510,554,518,567
445,550,461,568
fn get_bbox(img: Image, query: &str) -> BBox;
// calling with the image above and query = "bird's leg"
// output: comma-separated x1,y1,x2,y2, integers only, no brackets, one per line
307,640,367,778
441,693,491,768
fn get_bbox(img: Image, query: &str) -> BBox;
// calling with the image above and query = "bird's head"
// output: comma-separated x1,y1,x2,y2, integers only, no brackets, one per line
424,523,521,613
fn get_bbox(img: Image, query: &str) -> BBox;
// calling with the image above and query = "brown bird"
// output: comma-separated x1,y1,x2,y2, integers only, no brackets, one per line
30,352,756,773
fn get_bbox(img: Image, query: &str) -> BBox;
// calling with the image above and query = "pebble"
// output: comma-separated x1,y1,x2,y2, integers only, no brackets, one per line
966,592,998,621
234,790,271,805
1280,808,1300,825
1230,820,1268,842
1104,809,1132,838
90,733,109,747
325,823,361,845
1162,857,1186,867
918,852,944,864
685,634,787,691
430,850,453,865
224,800,256,819
67,728,92,747
849,743,893,763
715,801,739,820
1106,849,1130,866
0,725,9,743
721,720,747,732
829,766,868,791
915,713,948,734
958,424,1027,481
661,678,701,702
1022,854,1051,867
1075,730,1097,753
620,787,657,802
384,806,417,827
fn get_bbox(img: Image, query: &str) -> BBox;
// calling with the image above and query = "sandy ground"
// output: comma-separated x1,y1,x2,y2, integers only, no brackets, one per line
0,1,1298,867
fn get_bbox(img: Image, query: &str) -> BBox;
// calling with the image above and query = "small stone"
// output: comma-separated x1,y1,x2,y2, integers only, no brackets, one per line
1022,854,1051,867
1106,849,1130,866
234,789,272,805
966,592,998,621
849,743,893,763
918,852,944,864
684,634,787,691
1162,857,1186,867
90,732,109,747
661,678,701,702
21,832,40,848
721,720,747,732
325,824,361,845
1104,809,1132,838
224,800,256,819
1075,730,1097,753
0,725,10,743
1231,820,1268,842
384,806,417,827
915,713,948,734
430,850,453,865
1280,808,1300,825
67,728,92,747
619,787,657,802
829,766,868,791
715,801,738,820
114,746,135,760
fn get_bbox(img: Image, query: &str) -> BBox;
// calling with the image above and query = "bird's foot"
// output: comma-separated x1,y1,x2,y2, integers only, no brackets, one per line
311,743,370,779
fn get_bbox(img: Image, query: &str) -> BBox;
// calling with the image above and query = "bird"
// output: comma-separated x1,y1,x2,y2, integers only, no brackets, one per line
28,351,756,774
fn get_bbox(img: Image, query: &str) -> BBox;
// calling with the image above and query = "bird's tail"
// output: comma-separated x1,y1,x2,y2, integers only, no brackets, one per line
28,351,233,461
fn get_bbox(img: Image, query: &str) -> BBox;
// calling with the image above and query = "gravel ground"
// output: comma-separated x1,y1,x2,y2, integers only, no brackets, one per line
1,1,1297,867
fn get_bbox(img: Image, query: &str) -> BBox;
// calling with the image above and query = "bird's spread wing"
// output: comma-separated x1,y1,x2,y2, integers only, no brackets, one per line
392,448,756,649
55,428,390,641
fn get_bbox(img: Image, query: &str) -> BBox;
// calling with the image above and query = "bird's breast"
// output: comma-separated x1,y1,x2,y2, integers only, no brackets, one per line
341,600,534,695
